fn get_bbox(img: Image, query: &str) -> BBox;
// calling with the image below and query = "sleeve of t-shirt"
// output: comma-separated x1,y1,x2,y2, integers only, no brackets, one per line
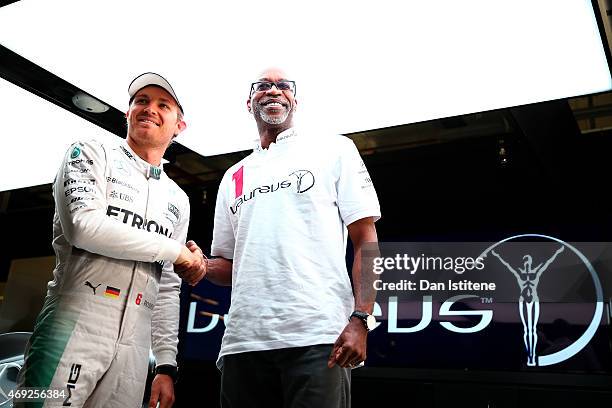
210,170,235,259
336,137,381,226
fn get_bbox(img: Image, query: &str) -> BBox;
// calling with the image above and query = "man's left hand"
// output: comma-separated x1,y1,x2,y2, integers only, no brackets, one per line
327,318,367,368
148,374,175,408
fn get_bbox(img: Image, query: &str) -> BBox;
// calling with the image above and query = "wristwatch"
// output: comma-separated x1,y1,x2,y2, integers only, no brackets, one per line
155,364,178,384
350,311,376,332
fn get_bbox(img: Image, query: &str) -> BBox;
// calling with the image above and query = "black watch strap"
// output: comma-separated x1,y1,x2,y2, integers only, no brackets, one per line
350,311,371,331
155,364,178,384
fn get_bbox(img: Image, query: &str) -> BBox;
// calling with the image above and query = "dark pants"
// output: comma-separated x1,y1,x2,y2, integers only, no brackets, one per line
220,344,351,408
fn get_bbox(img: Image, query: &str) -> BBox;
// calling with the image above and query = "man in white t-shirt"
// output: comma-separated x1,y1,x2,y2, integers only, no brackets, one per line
193,67,380,407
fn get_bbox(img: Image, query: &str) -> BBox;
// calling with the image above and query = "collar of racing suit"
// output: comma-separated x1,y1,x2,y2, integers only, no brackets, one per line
120,141,166,181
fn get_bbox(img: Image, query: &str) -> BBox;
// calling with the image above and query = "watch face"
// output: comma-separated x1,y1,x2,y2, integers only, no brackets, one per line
366,314,377,331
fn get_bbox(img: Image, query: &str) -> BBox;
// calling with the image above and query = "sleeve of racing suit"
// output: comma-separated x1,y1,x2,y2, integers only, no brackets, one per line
151,192,188,367
55,140,183,263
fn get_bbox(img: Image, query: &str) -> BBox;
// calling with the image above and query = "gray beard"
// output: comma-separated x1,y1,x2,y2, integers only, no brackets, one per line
256,105,290,125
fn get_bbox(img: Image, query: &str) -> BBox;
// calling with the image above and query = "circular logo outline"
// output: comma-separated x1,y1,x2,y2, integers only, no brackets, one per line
479,233,604,366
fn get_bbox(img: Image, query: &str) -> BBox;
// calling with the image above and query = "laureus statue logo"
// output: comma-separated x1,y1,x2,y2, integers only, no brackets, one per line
480,234,604,367
490,247,564,366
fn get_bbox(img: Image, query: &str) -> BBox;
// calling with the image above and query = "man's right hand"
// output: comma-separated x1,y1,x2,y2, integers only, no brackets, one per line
174,241,207,286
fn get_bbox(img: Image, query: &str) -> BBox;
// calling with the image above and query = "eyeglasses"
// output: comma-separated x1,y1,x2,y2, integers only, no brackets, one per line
249,80,296,97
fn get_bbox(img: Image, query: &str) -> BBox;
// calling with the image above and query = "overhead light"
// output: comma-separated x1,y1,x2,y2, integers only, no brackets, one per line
0,0,610,158
0,76,121,192
72,91,109,113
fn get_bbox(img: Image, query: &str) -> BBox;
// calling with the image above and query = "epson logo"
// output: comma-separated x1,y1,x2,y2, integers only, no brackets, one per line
65,186,94,196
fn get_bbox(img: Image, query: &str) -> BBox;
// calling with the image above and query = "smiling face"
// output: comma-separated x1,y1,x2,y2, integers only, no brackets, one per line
126,85,186,151
247,68,297,131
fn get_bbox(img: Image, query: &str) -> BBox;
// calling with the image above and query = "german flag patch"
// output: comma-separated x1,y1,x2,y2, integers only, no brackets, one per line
104,286,121,298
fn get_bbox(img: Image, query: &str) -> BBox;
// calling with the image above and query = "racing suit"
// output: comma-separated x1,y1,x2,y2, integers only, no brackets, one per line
16,139,189,407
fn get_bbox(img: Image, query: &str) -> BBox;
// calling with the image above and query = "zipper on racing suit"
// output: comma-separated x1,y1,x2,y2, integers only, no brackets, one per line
114,170,154,351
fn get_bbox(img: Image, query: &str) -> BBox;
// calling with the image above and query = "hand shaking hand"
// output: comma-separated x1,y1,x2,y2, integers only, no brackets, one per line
173,240,207,286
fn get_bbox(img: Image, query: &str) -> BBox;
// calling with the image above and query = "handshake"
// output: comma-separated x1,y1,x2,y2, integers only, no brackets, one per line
173,240,207,286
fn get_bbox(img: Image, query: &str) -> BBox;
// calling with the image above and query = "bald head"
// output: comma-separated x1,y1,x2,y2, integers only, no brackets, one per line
254,67,291,83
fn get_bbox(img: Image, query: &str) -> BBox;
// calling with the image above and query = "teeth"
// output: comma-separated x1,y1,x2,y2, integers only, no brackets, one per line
140,119,158,126
266,103,284,108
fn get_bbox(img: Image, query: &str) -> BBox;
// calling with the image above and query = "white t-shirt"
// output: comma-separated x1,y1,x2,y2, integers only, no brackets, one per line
211,128,380,368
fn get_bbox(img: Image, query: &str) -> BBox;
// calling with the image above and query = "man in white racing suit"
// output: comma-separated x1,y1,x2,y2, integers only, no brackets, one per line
15,73,204,408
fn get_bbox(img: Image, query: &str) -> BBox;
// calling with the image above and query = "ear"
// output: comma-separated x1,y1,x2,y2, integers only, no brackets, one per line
246,98,252,113
292,98,298,111
174,119,187,137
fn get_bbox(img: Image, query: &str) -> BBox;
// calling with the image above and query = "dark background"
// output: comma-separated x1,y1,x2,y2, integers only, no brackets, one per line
170,101,612,408
2,82,612,408
3,1,612,406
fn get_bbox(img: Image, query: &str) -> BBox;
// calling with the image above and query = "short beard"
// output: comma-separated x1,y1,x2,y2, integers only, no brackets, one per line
254,103,290,125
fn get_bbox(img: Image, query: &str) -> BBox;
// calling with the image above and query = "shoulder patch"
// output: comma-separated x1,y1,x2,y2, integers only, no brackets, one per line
70,145,81,159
